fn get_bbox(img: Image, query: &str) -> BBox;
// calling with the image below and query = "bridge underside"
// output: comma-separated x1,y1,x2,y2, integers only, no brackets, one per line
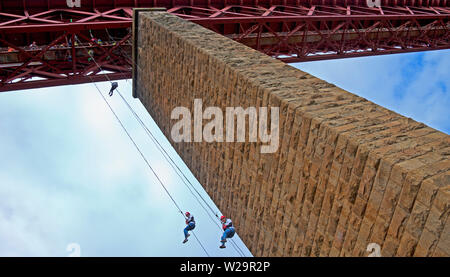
0,0,449,92
134,11,450,257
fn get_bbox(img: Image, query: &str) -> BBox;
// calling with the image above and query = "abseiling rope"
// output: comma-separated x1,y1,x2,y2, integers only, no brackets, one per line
101,30,247,257
115,86,247,257
115,87,246,256
103,29,246,256
77,37,211,257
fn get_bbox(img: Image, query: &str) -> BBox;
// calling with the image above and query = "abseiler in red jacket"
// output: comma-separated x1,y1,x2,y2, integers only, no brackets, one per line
220,215,235,249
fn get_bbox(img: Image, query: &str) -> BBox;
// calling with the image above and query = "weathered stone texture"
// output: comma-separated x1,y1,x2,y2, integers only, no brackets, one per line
135,12,450,256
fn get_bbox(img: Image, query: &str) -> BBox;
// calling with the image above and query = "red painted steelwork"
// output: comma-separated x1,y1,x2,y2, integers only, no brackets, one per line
0,0,449,92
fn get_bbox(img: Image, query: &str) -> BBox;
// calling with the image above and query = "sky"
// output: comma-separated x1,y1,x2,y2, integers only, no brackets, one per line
0,49,449,257
293,49,450,135
0,79,251,257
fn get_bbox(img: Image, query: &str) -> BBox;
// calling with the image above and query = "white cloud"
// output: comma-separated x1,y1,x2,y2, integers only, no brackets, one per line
0,80,248,257
292,50,450,134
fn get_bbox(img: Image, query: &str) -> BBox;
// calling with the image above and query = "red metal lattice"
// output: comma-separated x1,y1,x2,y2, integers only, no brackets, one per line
0,0,449,92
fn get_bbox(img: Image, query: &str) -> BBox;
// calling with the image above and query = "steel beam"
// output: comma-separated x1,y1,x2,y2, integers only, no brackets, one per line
0,1,449,92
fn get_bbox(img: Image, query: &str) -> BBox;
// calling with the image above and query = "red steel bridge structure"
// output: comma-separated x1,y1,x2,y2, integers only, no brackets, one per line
0,0,449,92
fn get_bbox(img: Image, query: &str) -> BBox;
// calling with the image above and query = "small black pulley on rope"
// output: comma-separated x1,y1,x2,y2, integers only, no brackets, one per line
109,82,118,96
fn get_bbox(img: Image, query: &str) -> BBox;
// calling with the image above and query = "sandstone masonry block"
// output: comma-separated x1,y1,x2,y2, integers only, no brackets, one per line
135,11,450,256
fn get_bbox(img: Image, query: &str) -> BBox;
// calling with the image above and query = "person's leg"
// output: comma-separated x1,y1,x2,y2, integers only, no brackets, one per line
182,226,189,243
220,229,231,248
188,222,195,231
220,233,226,248
221,229,229,242
228,228,235,239
184,226,189,238
183,223,195,243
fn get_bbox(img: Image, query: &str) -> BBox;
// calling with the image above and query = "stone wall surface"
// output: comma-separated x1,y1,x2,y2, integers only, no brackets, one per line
135,11,450,256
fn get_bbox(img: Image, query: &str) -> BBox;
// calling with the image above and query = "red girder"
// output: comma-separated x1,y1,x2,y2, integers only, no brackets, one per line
0,0,449,92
